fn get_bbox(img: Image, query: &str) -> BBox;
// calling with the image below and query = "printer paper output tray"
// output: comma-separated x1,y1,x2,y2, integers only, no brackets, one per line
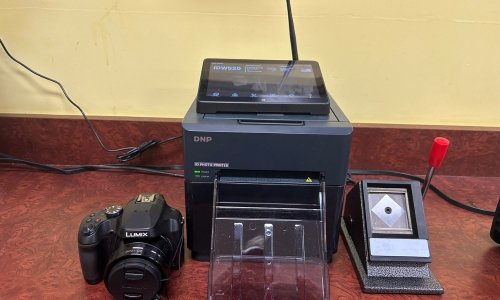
208,171,329,300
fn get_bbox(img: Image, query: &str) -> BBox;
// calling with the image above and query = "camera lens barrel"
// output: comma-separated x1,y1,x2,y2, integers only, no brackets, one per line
106,257,162,300
104,239,176,299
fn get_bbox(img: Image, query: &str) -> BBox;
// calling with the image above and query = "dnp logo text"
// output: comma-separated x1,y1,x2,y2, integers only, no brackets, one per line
194,136,213,143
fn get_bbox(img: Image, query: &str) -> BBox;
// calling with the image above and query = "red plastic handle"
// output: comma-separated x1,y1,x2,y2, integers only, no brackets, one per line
428,137,450,168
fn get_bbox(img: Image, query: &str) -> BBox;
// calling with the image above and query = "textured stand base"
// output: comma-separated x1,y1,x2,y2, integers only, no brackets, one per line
341,220,444,294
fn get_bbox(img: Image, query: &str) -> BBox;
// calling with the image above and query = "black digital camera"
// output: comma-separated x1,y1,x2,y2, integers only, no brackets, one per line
77,193,184,300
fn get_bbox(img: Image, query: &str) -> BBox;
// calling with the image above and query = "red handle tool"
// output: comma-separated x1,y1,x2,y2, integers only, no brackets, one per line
422,137,450,199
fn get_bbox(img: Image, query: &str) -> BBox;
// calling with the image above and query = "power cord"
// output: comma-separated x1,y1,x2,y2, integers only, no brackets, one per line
0,153,184,178
347,169,496,216
0,38,182,162
115,136,183,162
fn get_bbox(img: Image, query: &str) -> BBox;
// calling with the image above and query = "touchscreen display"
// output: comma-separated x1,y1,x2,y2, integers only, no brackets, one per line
205,62,321,99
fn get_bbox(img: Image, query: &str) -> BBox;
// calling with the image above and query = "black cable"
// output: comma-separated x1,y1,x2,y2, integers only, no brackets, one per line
116,135,183,162
0,38,182,162
0,153,71,174
347,169,496,216
0,153,184,178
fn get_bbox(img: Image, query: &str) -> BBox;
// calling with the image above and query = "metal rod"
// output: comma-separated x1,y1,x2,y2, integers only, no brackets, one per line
421,166,435,199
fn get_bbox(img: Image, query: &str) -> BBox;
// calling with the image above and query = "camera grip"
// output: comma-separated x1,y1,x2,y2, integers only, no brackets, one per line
77,206,121,284
78,242,107,284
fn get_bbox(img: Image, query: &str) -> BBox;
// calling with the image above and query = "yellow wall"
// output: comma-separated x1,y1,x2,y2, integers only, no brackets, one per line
1,1,499,126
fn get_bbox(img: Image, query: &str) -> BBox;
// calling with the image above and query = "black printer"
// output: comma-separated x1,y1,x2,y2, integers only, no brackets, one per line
183,58,352,261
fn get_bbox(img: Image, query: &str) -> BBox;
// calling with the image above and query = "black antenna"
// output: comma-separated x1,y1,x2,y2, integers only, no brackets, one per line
286,0,299,61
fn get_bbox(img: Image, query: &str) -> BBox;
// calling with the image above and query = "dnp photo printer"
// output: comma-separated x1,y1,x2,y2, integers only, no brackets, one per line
183,59,352,261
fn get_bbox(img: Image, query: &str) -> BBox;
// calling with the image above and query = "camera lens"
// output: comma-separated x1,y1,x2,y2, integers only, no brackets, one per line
104,238,178,299
106,257,162,300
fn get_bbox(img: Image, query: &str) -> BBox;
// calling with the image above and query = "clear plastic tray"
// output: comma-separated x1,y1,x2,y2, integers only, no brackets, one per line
208,172,329,300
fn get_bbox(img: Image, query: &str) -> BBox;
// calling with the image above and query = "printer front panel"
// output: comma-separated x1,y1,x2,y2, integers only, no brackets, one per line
183,129,351,186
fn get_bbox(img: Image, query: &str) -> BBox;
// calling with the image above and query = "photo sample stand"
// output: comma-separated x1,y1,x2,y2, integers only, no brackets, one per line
342,180,443,294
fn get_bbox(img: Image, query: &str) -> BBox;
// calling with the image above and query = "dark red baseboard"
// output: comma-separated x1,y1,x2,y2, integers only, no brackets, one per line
0,115,498,177
0,115,183,166
349,124,499,177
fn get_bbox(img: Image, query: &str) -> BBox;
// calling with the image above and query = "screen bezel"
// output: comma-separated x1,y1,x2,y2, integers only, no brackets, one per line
197,58,329,104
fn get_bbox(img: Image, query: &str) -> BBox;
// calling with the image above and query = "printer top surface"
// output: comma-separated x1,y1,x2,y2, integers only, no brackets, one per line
183,95,352,136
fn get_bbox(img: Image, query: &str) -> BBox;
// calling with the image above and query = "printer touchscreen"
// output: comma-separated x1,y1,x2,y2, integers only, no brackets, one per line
206,61,321,99
196,59,330,114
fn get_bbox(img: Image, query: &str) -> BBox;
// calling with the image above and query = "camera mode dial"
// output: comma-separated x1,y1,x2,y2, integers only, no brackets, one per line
105,205,123,218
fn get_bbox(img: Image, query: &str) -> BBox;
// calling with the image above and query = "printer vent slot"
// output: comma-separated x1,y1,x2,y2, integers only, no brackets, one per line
237,119,305,126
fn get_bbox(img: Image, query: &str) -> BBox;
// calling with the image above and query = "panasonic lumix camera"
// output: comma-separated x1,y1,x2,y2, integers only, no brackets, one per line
77,193,184,300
